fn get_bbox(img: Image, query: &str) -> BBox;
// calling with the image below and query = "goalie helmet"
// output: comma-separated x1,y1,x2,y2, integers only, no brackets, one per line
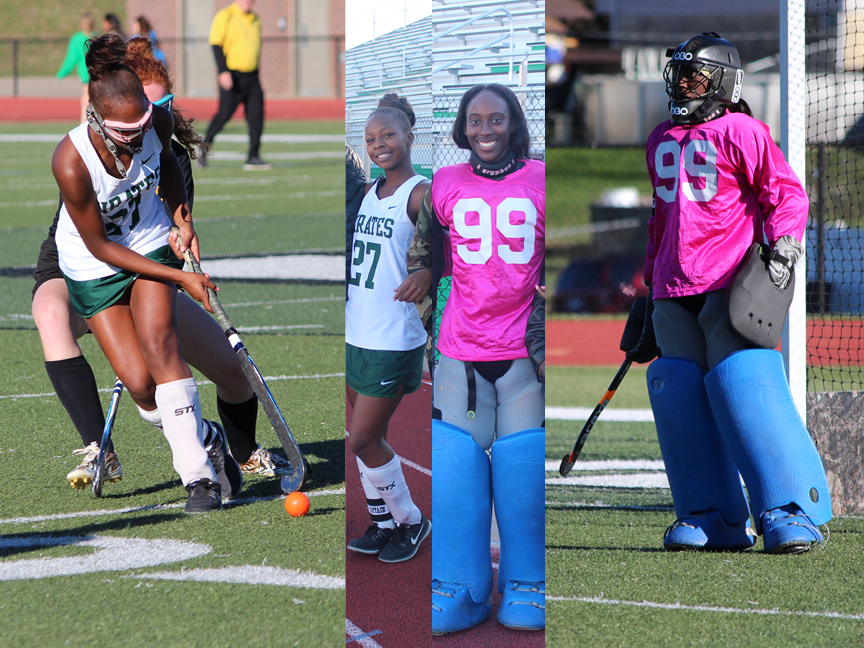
663,32,744,124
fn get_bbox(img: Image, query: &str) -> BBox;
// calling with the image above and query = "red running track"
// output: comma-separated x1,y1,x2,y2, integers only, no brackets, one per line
0,97,345,122
345,378,544,648
548,318,864,367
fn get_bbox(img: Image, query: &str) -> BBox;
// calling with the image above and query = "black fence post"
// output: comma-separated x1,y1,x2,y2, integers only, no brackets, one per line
816,143,827,315
12,40,18,97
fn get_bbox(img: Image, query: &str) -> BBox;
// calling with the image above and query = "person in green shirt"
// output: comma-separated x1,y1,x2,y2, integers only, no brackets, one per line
57,13,96,124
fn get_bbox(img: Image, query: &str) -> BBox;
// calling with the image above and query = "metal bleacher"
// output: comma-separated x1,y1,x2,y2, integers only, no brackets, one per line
345,0,545,178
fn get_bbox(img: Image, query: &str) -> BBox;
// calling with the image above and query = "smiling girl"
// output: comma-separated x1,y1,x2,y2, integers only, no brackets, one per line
345,94,431,563
400,84,545,634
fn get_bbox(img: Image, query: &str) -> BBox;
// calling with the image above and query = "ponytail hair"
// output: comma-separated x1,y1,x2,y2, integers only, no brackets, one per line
726,97,753,118
370,92,415,131
86,34,143,113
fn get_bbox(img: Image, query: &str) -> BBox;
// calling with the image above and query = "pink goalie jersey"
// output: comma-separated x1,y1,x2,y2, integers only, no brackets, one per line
432,159,545,362
646,112,808,299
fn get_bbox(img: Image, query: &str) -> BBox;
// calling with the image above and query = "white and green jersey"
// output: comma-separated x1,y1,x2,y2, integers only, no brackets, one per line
56,122,170,281
346,174,427,351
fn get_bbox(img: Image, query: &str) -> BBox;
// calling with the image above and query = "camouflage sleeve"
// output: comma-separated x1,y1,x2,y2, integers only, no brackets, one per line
345,145,366,293
407,180,445,284
525,269,545,383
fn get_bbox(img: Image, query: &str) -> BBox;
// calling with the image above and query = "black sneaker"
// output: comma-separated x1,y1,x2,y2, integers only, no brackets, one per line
196,144,208,168
347,524,395,554
204,419,243,499
184,478,222,514
243,156,272,171
378,515,431,563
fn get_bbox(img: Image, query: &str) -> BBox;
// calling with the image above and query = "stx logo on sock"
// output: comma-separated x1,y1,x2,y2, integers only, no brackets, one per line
377,481,396,492
174,405,196,416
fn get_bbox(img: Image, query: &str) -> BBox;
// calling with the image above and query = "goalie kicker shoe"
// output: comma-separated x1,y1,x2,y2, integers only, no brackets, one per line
378,514,431,563
203,419,243,499
66,442,123,489
347,524,396,554
238,445,292,476
761,505,825,554
184,478,222,514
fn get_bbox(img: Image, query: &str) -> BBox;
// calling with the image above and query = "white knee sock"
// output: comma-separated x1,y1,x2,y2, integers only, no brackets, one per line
357,456,395,529
155,377,216,486
137,405,163,431
362,454,422,526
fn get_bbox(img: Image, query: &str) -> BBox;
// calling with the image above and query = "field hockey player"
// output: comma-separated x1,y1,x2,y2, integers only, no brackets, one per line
402,84,545,633
345,94,432,563
642,32,831,553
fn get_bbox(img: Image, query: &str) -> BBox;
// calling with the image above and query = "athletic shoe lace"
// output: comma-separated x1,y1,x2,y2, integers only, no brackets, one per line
431,580,458,612
505,581,545,608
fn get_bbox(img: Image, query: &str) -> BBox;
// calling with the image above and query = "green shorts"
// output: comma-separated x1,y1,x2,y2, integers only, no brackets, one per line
65,246,181,318
346,343,425,398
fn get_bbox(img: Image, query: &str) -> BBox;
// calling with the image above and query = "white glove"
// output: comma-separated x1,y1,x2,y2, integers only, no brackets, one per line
767,235,804,289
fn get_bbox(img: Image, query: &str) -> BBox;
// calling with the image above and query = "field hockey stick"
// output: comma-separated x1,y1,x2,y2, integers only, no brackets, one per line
93,378,123,498
559,358,632,476
171,227,308,493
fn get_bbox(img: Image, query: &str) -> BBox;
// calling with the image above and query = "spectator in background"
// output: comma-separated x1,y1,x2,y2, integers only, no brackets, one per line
131,16,167,68
102,14,126,40
199,0,270,170
57,12,96,124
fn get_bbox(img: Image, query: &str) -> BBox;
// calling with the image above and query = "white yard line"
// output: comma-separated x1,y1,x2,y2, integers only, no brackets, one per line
0,372,345,401
138,565,344,590
400,456,432,477
545,459,665,472
547,406,654,422
0,488,345,526
548,595,864,622
0,134,344,144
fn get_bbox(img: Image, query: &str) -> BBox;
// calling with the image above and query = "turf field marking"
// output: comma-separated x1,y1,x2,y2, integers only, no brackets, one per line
0,535,210,581
545,460,665,472
400,456,432,477
545,500,673,511
0,372,345,401
547,595,864,621
546,406,654,422
0,134,344,144
235,325,324,331
345,619,384,647
227,296,343,307
137,565,344,590
209,151,342,162
0,489,345,526
0,174,342,191
547,473,670,488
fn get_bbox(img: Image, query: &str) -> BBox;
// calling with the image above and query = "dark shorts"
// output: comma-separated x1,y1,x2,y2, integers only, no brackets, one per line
346,343,425,398
32,199,64,297
65,246,181,319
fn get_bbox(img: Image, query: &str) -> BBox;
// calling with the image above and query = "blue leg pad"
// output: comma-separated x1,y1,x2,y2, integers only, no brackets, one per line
705,350,832,538
648,358,755,550
492,428,545,630
432,420,492,634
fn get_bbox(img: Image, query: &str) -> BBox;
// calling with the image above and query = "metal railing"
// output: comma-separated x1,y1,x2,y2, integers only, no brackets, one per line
0,35,344,98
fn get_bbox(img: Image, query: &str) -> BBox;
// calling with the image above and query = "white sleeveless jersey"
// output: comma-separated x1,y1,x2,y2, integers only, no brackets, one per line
346,174,427,351
56,122,171,281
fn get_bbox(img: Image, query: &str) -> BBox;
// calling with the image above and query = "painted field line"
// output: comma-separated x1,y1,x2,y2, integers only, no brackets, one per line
0,372,345,401
198,253,342,281
545,500,672,512
194,190,341,202
547,473,669,488
548,595,864,622
236,325,323,332
547,406,654,422
0,134,344,144
211,151,342,162
345,619,384,647
138,565,344,590
0,174,343,191
227,296,343,307
0,488,345,526
400,456,432,477
545,459,665,472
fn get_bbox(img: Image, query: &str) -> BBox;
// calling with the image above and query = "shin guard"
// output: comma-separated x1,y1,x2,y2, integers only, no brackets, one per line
492,427,545,630
432,420,492,634
705,350,832,533
648,358,754,549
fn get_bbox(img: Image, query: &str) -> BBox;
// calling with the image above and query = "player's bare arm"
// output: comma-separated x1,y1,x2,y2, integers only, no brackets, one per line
52,135,216,312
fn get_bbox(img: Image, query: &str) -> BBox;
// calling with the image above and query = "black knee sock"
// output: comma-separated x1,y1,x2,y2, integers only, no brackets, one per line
217,395,258,463
45,356,111,451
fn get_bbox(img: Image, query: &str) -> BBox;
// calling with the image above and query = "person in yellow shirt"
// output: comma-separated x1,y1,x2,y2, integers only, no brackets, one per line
200,0,270,170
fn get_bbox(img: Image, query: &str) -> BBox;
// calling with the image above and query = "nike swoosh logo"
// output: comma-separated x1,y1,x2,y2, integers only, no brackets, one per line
388,205,398,209
380,379,397,385
410,531,420,545
141,153,156,165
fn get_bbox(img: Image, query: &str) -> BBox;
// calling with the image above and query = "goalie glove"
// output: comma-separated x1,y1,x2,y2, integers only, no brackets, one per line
767,235,803,290
620,295,659,364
